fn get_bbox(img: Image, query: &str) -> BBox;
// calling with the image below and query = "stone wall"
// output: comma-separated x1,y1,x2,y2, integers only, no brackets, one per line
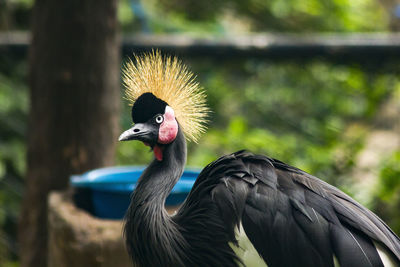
47,191,131,267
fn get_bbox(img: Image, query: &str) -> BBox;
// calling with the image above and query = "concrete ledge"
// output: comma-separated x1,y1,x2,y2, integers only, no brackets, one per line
48,191,130,267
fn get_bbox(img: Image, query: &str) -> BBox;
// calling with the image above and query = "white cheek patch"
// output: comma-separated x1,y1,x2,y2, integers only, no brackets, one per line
158,106,178,144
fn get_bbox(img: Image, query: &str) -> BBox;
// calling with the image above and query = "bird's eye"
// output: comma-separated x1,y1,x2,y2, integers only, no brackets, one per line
155,115,164,124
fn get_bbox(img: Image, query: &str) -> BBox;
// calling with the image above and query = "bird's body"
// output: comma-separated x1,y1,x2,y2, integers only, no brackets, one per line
119,51,400,266
124,129,400,266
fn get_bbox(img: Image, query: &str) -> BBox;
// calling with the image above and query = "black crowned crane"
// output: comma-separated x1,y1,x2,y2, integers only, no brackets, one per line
118,51,400,267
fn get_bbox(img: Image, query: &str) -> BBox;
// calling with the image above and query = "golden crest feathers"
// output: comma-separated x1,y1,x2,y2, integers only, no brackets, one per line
122,50,209,143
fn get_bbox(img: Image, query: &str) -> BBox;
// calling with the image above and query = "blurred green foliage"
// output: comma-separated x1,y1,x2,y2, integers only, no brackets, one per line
0,0,393,33
120,0,390,33
0,54,27,265
0,0,33,31
373,151,400,234
1,0,400,264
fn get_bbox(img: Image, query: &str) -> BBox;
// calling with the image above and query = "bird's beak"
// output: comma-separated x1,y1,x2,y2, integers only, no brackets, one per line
118,127,137,141
118,123,157,143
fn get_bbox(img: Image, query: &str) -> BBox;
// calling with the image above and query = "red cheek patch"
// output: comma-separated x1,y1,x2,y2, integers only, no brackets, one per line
158,106,178,144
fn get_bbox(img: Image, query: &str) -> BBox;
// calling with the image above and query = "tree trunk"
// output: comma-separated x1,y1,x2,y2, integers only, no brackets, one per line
18,1,120,266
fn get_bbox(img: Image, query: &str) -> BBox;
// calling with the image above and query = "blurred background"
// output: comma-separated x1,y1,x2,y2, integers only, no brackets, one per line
1,0,400,266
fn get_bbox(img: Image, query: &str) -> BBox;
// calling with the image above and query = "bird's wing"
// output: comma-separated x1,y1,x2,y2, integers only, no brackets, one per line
206,150,400,267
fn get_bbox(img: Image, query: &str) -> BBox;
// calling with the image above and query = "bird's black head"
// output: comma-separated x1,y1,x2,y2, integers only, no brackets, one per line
119,93,179,161
131,92,167,124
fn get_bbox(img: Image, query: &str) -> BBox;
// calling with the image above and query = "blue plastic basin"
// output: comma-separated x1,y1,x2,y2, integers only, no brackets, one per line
70,166,200,219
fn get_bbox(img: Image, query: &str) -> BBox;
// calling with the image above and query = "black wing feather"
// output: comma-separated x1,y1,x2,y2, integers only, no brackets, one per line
206,150,400,266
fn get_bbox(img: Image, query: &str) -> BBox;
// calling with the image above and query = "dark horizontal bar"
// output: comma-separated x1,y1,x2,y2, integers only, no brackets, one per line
122,33,400,63
2,32,400,62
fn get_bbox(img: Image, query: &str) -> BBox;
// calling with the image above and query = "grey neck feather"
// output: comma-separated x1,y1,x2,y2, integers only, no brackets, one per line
124,127,188,266
134,127,186,204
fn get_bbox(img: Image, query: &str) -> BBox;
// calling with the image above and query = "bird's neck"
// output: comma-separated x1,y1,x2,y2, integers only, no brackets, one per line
134,127,186,204
124,128,187,266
